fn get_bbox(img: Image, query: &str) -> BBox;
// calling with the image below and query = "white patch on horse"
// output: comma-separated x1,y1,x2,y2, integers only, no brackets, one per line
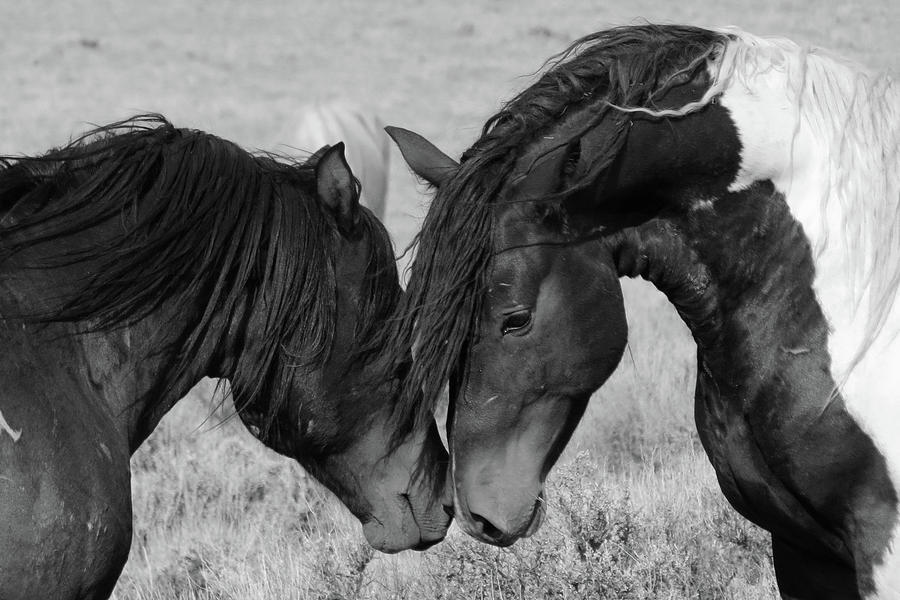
98,442,112,462
717,30,900,596
434,384,449,451
0,408,22,443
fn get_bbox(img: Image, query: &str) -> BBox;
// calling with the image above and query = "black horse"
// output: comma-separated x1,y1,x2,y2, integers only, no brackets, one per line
382,25,900,600
0,116,449,600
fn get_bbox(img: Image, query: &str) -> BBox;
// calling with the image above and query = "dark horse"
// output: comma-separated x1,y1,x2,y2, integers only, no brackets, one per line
381,25,900,599
0,116,449,600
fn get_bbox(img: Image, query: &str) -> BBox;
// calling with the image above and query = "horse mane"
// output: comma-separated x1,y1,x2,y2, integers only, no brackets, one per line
0,114,398,431
619,28,900,375
377,24,732,441
380,24,899,434
717,30,900,374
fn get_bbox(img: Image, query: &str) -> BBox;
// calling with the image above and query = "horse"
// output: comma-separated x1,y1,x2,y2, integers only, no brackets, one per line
0,115,450,600
294,100,391,220
379,25,900,600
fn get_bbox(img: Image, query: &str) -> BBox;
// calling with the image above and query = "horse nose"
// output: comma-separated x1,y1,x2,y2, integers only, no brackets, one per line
468,510,517,546
461,497,543,547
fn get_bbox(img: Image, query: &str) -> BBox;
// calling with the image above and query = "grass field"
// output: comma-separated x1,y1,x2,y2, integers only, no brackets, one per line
2,1,898,598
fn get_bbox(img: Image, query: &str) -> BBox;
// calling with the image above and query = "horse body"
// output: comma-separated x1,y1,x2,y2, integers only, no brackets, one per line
0,290,197,598
0,117,449,599
715,36,900,593
608,181,895,598
384,25,899,599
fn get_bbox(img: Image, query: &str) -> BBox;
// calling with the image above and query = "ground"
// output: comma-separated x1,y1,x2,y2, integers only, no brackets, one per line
2,1,897,598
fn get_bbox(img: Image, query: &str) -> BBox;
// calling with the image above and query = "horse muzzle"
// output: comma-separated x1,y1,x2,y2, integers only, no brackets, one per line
361,489,451,553
455,489,546,547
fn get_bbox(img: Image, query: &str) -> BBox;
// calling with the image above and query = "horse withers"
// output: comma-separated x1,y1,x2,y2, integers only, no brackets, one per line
382,25,900,600
0,116,449,600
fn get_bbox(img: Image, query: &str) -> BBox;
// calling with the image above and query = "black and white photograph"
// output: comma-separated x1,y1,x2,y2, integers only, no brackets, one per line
1,1,898,598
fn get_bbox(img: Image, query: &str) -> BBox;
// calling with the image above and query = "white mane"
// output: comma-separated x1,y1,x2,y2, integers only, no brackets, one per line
616,28,900,368
716,28,900,368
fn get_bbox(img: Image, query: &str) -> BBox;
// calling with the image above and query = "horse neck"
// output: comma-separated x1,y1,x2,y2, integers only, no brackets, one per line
80,305,221,451
1,251,230,452
605,181,827,394
720,53,900,379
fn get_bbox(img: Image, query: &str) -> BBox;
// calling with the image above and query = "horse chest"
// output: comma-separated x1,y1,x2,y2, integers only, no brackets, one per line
694,374,851,567
694,351,900,579
693,365,772,523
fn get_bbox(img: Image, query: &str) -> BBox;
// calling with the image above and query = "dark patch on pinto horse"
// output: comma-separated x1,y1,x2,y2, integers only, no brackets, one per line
0,115,449,600
383,24,898,599
609,180,896,598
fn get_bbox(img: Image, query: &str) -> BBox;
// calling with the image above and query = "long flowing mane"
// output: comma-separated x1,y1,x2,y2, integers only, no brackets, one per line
378,25,732,437
383,23,900,434
0,115,399,429
714,30,900,371
601,27,900,372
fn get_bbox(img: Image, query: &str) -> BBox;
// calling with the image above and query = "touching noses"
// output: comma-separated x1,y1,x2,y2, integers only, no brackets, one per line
456,485,545,546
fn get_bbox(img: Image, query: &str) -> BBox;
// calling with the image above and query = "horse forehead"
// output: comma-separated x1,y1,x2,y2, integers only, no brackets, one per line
492,200,545,253
503,142,569,208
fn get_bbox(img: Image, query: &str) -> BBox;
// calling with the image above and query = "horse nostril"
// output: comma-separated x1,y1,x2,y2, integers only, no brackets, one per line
470,511,506,543
442,503,455,519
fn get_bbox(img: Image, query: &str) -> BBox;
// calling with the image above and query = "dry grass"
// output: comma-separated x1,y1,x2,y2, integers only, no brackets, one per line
110,283,776,600
2,1,897,598
112,384,376,600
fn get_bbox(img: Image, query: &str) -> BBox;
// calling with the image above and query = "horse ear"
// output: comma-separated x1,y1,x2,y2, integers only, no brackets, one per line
315,142,361,235
308,144,331,164
385,126,459,187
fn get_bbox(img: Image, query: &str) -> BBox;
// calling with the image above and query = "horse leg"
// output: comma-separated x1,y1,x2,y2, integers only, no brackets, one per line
772,536,861,600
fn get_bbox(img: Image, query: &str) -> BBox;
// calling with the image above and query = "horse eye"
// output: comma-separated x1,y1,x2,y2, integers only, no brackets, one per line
501,309,533,335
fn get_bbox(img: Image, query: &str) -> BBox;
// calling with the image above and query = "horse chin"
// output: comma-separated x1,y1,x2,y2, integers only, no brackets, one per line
361,519,411,554
361,493,450,553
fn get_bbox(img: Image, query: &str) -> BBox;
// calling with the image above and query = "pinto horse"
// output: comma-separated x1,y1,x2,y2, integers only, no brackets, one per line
381,25,900,600
294,100,391,220
0,116,449,600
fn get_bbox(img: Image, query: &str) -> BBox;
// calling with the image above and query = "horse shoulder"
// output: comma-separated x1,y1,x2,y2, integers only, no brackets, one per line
0,321,132,600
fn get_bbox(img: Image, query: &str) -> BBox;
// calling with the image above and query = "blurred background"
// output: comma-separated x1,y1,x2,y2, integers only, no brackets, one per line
2,1,897,598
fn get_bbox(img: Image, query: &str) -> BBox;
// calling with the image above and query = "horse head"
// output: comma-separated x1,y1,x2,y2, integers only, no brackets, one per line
383,25,741,545
218,142,450,552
